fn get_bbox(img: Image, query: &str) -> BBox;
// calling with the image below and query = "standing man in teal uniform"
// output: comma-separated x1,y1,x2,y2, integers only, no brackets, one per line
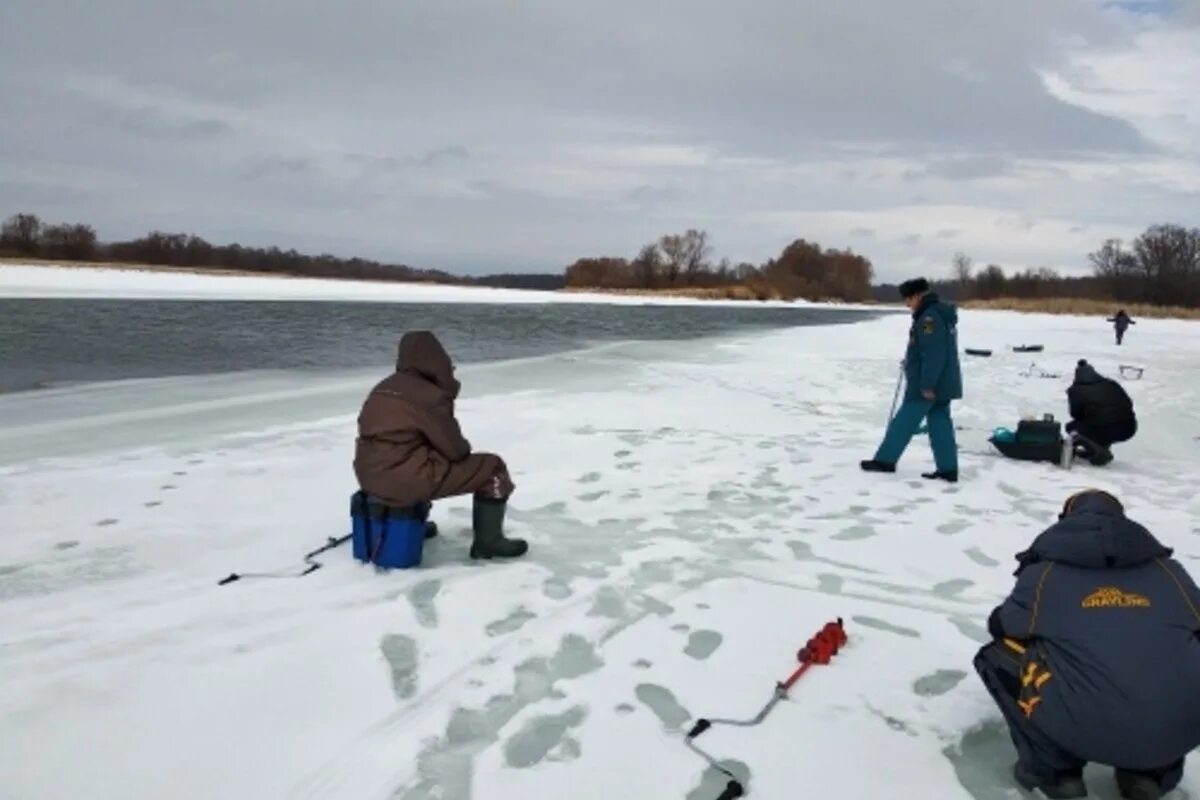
861,278,963,482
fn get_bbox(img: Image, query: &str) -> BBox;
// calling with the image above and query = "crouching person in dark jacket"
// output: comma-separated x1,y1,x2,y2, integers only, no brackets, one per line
975,490,1200,799
1066,360,1137,467
354,331,528,560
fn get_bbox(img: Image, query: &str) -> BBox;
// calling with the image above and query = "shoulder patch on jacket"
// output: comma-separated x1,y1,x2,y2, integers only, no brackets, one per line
1081,586,1151,609
922,316,935,335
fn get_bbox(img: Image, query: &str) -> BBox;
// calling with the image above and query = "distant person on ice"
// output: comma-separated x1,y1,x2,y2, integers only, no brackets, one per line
1066,359,1137,466
975,490,1200,800
861,277,962,482
354,331,528,560
1109,309,1135,345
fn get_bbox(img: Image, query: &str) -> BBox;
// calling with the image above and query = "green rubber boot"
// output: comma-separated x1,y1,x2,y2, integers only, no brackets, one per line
469,496,528,560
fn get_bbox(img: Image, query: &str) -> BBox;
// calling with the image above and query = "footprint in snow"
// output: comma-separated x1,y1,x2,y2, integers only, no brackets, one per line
379,634,418,700
577,490,609,503
964,547,999,567
684,630,724,661
407,579,441,629
913,669,968,697
577,472,602,484
635,684,691,730
948,616,991,644
818,574,845,594
95,519,119,527
937,519,970,536
144,501,162,508
852,615,921,639
503,706,588,769
933,578,974,599
543,577,573,600
833,524,876,541
486,607,537,637
54,540,80,550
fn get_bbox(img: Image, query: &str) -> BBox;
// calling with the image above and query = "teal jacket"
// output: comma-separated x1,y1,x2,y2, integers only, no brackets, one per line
904,293,963,402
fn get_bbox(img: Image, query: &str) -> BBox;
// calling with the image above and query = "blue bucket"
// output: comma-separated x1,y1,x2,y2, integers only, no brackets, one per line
350,491,427,569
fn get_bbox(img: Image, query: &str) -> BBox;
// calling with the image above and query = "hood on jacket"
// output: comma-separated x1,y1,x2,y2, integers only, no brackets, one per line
914,292,957,327
1016,492,1171,571
397,331,460,398
1074,359,1103,385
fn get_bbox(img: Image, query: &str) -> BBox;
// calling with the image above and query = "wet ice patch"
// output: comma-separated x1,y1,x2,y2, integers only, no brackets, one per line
687,760,751,800
394,635,602,800
943,720,1018,800
503,706,587,768
587,587,627,619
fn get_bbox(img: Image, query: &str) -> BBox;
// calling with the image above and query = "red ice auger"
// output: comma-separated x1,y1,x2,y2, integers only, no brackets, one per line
684,618,848,799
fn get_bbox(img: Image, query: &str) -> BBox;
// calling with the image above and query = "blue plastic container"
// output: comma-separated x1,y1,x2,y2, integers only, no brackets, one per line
349,491,428,569
991,426,1016,443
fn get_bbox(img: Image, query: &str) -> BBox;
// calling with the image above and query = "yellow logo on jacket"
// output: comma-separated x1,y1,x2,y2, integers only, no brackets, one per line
1081,586,1151,609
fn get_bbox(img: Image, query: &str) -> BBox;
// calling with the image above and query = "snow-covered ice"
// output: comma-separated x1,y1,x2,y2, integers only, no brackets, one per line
0,263,846,307
2,310,1199,800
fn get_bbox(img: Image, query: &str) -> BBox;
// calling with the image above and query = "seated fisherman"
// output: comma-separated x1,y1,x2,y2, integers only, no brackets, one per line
1066,360,1137,466
974,490,1200,800
354,331,527,560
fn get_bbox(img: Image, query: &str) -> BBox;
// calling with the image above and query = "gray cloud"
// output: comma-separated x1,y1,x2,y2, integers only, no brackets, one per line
0,0,1193,277
905,155,1015,182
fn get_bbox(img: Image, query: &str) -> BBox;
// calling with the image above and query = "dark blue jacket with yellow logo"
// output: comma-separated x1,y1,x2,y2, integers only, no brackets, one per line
904,293,963,402
988,494,1200,769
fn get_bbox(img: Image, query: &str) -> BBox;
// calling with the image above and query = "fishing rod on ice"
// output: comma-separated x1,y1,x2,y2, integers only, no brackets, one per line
216,533,351,586
683,618,848,799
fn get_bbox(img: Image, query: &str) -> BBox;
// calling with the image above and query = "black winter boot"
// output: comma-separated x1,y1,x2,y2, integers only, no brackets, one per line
922,470,958,483
470,496,528,560
415,502,438,539
1013,762,1087,799
860,460,896,473
1115,770,1164,800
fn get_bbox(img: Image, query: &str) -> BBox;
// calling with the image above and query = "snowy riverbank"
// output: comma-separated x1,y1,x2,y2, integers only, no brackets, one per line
0,262,820,307
2,310,1198,800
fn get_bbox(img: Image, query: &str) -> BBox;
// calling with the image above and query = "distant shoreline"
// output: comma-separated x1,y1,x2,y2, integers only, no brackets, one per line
0,256,457,284
5,260,1198,320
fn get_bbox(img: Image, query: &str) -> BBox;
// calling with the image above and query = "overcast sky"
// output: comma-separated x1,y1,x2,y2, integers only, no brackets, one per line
1,0,1197,280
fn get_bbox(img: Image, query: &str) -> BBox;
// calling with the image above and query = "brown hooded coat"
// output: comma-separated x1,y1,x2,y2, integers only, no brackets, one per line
354,332,509,507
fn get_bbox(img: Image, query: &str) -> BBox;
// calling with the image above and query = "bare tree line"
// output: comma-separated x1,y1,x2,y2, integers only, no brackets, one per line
5,210,1196,306
937,224,1200,308
0,212,462,285
564,229,876,302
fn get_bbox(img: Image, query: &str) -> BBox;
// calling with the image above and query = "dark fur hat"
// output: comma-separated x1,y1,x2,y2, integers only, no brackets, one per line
898,277,930,299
